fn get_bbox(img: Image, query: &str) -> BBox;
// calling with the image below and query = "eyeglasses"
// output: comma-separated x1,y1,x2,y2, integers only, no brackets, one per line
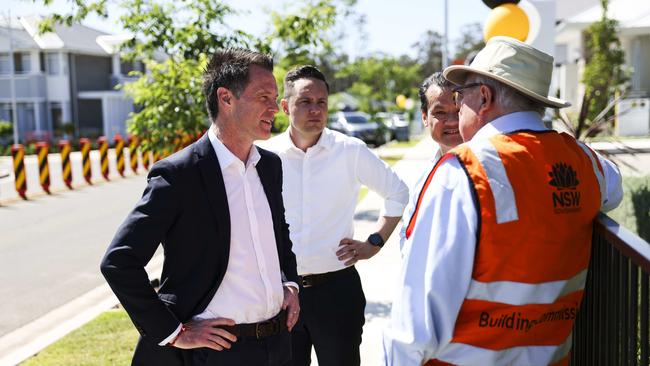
452,82,484,107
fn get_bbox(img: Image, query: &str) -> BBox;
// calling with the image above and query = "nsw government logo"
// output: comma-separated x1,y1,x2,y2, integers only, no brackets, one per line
548,162,581,213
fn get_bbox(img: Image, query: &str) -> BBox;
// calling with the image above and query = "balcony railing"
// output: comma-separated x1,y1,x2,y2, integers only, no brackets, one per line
571,213,650,365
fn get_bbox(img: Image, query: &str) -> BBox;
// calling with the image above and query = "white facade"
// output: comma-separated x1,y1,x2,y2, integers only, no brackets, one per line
554,0,650,135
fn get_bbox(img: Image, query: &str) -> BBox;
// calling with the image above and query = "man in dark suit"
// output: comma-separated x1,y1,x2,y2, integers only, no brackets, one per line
100,48,300,366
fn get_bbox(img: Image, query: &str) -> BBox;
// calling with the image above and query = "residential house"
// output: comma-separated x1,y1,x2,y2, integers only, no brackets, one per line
0,15,139,143
554,0,650,135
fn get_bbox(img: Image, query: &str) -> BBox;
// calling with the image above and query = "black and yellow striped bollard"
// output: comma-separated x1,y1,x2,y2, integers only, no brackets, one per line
141,148,151,170
153,149,161,163
127,135,139,174
97,136,109,181
58,140,73,189
114,134,125,177
11,144,27,200
35,141,51,194
79,138,92,185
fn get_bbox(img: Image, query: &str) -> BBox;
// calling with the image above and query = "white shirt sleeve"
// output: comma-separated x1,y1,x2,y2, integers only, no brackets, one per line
354,144,409,217
158,323,182,346
596,152,624,212
382,158,477,365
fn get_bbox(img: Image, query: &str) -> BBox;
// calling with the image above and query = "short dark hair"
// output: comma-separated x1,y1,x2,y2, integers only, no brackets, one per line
419,72,454,114
283,65,330,99
202,48,274,121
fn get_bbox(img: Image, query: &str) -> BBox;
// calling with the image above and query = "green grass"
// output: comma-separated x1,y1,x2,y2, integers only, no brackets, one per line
383,136,423,149
607,175,650,242
22,309,139,366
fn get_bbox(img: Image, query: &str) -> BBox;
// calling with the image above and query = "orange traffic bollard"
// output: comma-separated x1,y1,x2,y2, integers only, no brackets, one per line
79,138,92,185
58,140,73,189
11,144,27,200
35,141,51,194
97,136,109,181
114,134,125,177
128,135,139,174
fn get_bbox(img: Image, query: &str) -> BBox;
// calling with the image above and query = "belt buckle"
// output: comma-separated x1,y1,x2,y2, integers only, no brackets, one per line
301,277,312,288
255,320,278,339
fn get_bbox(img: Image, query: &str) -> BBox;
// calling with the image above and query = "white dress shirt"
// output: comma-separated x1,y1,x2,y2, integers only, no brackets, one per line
160,129,288,345
262,128,409,275
382,112,624,365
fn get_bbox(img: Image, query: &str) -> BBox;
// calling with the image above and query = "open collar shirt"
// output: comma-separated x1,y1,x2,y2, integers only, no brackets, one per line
193,129,285,323
263,128,408,275
382,112,624,365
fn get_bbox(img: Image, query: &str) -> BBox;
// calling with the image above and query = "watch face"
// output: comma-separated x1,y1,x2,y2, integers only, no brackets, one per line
368,233,384,247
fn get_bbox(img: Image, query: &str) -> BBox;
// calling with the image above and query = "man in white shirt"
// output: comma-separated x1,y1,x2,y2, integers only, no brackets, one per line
399,72,462,252
383,37,623,365
263,66,408,366
101,49,299,366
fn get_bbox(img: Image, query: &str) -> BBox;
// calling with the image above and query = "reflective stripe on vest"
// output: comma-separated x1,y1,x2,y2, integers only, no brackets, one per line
576,140,606,208
466,138,518,224
427,130,602,365
429,332,572,366
404,153,456,239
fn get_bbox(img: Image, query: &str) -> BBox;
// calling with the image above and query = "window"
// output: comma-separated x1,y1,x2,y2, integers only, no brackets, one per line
120,60,144,76
0,103,14,122
46,53,60,75
50,102,63,129
14,52,31,74
0,53,10,75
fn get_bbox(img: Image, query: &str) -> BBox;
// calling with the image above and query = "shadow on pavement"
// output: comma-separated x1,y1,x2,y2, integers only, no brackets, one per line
365,301,392,322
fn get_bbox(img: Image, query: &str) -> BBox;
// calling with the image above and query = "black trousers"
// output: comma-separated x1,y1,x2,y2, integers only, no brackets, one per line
291,266,366,366
192,328,292,366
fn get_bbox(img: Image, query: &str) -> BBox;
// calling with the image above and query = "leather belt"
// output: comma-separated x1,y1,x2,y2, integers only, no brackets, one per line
300,266,355,288
221,310,287,339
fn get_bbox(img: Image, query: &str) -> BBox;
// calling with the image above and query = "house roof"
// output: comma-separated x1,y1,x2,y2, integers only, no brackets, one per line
0,15,124,55
557,0,650,34
20,15,111,55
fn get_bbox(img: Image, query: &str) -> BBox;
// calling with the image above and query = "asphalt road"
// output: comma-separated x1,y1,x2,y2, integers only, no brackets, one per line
0,174,147,337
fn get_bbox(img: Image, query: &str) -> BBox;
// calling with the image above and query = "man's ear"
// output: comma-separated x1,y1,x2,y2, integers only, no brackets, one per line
281,99,290,115
421,111,428,127
217,87,232,108
478,84,493,115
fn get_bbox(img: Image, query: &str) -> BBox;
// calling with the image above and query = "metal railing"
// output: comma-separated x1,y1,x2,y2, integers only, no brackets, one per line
571,213,650,365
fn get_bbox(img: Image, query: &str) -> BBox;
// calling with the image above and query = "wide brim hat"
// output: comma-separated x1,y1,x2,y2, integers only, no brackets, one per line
443,36,570,109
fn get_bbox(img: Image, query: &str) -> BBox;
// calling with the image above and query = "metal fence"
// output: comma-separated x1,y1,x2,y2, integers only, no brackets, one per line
571,213,650,365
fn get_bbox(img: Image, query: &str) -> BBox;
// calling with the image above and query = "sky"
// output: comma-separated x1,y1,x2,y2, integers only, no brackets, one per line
3,0,490,58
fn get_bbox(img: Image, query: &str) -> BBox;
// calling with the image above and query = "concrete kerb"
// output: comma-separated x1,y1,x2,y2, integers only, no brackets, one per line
0,254,164,366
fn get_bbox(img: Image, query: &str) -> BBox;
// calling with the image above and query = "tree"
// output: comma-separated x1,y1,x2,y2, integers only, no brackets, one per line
265,0,361,132
337,55,421,116
412,30,443,81
557,0,627,139
38,0,258,151
453,22,485,64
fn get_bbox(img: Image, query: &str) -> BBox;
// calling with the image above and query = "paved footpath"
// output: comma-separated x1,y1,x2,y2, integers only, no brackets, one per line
354,136,437,366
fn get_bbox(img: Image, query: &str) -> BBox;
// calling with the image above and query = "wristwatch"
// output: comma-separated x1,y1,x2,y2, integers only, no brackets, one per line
367,233,385,248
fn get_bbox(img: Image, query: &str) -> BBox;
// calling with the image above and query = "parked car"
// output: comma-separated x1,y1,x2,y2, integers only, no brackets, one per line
328,111,390,146
377,112,410,141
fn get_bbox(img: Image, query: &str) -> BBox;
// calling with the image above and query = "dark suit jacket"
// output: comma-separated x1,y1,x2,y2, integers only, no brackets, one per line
100,133,298,365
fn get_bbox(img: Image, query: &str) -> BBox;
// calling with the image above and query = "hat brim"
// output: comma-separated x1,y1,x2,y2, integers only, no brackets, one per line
443,65,571,109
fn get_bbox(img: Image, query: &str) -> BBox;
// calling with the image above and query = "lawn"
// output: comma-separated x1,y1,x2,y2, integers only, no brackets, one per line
607,175,650,242
22,309,139,366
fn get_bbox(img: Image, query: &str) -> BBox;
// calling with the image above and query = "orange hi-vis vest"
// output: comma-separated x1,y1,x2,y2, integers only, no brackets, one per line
414,130,607,366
